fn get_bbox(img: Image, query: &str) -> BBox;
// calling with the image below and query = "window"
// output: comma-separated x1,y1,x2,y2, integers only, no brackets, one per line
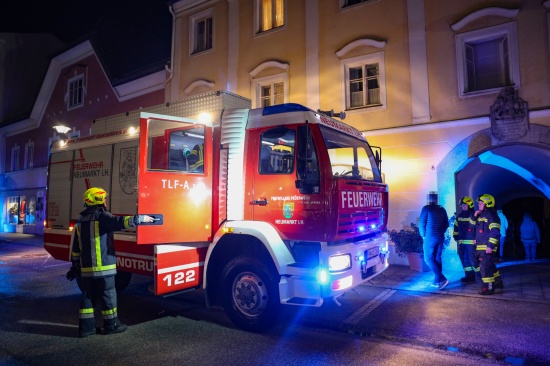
190,8,214,54
67,74,84,110
456,22,519,97
260,82,284,107
24,141,34,169
259,128,295,174
11,145,20,171
320,126,381,182
252,73,288,108
148,122,205,174
257,0,284,33
341,52,386,111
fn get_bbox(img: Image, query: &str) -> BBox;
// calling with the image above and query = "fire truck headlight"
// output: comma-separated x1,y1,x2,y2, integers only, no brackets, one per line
316,268,330,285
328,254,351,271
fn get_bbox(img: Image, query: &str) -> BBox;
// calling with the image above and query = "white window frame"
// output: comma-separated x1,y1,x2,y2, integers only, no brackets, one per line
255,0,286,35
11,145,20,171
189,8,215,56
455,22,520,98
340,51,386,113
251,73,289,108
67,73,85,110
24,141,34,169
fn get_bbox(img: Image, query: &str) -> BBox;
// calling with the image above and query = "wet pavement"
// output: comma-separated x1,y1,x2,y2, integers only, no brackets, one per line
365,256,550,304
2,232,550,304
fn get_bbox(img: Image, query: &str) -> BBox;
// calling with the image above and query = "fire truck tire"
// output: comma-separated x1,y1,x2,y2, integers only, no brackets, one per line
74,271,133,293
221,256,280,332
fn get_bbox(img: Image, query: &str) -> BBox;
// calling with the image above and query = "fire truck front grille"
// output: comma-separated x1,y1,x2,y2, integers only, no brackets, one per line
337,210,380,235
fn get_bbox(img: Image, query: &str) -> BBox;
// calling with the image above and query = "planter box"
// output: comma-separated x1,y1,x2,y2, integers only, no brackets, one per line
407,252,430,272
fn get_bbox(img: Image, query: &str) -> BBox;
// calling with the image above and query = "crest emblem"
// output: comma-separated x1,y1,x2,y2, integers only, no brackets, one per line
119,148,137,194
283,202,294,219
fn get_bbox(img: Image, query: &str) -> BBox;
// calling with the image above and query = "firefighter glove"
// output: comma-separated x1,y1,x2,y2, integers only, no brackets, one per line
66,264,80,281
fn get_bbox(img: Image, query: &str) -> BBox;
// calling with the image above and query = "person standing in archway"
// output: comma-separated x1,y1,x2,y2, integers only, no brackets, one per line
472,194,502,295
453,196,476,283
418,191,449,290
520,213,541,261
497,210,509,261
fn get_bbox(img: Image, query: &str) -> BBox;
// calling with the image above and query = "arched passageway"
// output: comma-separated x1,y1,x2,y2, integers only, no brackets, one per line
455,143,550,260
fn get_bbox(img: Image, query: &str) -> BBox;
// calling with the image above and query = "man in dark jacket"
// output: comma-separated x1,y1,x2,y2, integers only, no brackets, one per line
418,191,449,290
71,187,153,338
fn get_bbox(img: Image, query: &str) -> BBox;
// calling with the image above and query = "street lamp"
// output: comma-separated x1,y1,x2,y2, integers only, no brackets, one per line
52,125,71,135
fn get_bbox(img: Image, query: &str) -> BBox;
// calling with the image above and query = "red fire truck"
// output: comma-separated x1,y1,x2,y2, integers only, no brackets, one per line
44,91,389,331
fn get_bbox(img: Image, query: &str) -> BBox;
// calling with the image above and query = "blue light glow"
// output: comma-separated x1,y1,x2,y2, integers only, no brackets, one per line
370,224,376,229
358,226,365,232
478,151,550,199
316,268,330,285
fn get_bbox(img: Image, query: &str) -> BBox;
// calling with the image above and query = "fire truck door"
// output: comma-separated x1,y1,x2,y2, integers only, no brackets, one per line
250,127,324,241
136,112,213,245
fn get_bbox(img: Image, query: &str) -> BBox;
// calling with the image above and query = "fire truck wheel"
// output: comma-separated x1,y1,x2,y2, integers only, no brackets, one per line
74,271,133,293
221,256,280,332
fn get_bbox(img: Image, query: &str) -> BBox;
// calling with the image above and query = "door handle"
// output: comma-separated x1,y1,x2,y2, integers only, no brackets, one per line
252,199,269,206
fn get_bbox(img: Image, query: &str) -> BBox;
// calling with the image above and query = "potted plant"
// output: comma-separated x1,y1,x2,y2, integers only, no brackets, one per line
388,223,429,272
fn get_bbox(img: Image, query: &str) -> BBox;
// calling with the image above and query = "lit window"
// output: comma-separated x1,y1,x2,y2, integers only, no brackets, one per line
341,52,386,111
257,0,284,33
67,74,84,110
456,22,519,97
190,8,214,55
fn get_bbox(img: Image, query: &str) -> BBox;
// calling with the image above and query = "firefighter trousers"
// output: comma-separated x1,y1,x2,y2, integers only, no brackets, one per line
458,243,475,279
79,275,119,333
474,250,497,285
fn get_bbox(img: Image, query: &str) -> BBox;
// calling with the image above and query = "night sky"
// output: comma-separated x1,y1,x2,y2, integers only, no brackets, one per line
0,0,173,125
1,0,172,44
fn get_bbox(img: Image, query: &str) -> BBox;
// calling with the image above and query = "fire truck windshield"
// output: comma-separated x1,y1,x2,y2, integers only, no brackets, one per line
319,126,382,182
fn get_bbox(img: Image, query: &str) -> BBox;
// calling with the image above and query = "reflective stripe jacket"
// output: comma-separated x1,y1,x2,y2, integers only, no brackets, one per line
71,206,136,278
472,208,501,250
453,208,475,244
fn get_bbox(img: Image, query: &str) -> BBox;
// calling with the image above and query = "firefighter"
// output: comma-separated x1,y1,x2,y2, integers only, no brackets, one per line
70,187,153,338
472,194,502,295
453,196,476,283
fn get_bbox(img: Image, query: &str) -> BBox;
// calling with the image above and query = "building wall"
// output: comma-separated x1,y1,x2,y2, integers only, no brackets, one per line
0,41,166,233
167,0,550,266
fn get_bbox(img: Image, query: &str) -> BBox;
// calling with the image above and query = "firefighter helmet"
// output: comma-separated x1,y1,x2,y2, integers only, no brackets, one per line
477,194,495,208
460,196,474,209
83,187,108,206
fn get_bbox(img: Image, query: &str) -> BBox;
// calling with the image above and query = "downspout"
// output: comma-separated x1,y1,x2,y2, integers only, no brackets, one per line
164,4,176,100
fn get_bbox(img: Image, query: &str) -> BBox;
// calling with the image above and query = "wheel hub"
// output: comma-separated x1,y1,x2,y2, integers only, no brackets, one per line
233,272,268,317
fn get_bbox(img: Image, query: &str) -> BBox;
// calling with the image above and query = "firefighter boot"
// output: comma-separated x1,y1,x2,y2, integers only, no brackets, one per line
460,271,475,283
494,278,504,289
103,318,128,335
479,282,494,295
79,319,101,338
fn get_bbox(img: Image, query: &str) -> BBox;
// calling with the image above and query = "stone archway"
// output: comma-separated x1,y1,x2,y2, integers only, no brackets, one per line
436,87,550,271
